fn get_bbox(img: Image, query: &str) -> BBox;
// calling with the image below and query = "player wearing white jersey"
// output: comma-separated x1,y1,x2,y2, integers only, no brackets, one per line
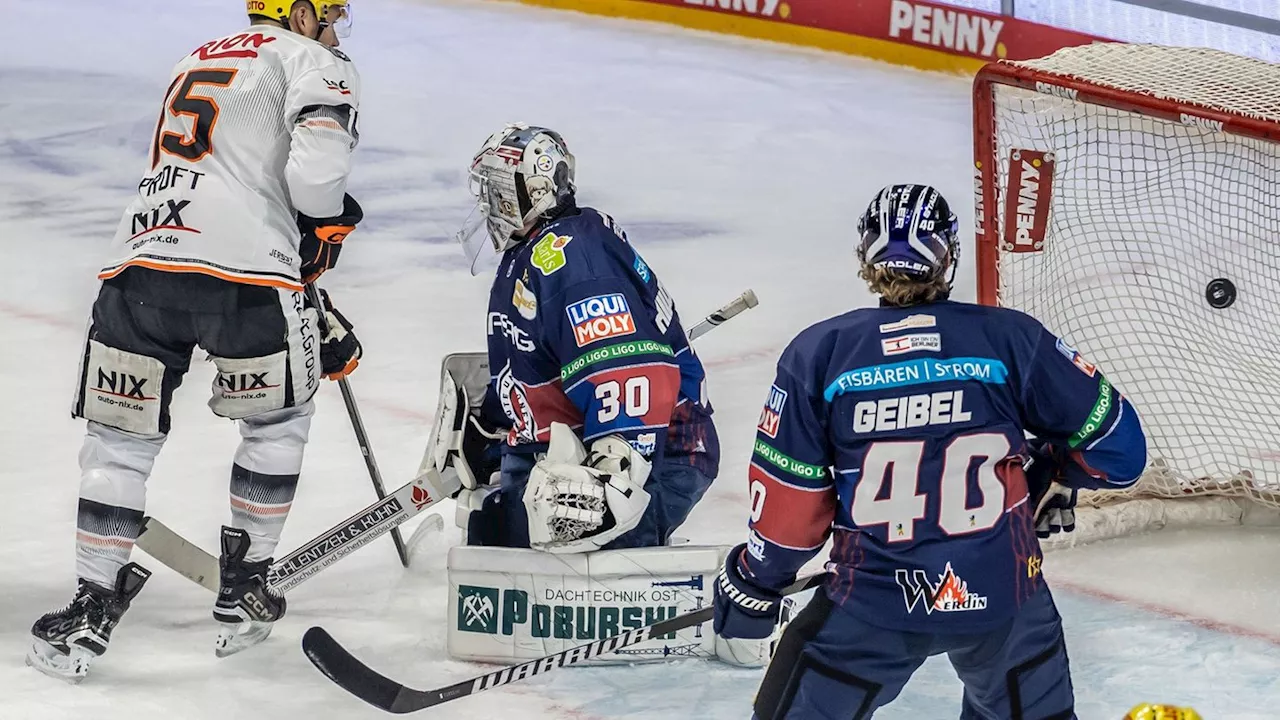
28,1,366,684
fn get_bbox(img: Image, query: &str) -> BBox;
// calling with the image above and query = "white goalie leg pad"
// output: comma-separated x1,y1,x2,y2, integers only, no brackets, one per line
447,544,729,664
419,352,495,491
524,424,651,554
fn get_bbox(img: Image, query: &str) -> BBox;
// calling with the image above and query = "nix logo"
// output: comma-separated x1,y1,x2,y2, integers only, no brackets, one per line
96,369,155,401
458,586,499,634
896,563,988,615
566,294,636,347
216,371,272,394
131,199,194,239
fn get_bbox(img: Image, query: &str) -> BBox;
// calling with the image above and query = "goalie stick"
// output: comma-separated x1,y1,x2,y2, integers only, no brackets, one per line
302,572,824,714
135,289,761,594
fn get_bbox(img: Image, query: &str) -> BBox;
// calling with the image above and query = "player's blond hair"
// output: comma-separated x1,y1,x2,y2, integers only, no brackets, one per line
859,265,950,307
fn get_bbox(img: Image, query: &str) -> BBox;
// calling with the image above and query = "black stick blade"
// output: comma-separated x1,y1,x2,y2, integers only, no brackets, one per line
302,627,409,713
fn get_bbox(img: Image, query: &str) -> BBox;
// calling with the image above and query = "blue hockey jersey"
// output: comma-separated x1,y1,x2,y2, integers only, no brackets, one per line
742,300,1146,633
482,206,719,475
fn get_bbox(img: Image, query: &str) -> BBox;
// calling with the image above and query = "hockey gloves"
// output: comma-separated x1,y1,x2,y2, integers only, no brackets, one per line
1025,440,1080,538
713,545,783,640
311,289,362,380
299,194,363,284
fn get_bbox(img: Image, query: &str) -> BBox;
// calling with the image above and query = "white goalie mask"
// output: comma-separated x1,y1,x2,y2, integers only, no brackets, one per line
456,123,576,274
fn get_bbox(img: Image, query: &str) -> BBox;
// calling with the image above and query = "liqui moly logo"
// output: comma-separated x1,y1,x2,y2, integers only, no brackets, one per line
566,294,636,347
888,1,1004,58
757,384,787,438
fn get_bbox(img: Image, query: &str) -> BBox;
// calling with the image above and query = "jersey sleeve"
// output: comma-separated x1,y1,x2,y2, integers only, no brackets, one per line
741,360,838,593
1021,325,1147,490
549,279,682,456
282,52,360,218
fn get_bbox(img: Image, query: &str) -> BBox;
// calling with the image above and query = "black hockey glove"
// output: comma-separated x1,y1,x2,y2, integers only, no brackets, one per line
713,545,783,640
1025,440,1079,539
310,289,362,380
299,194,363,284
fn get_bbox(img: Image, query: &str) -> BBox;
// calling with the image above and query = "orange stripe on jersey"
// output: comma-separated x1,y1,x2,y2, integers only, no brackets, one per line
749,462,836,550
99,259,303,292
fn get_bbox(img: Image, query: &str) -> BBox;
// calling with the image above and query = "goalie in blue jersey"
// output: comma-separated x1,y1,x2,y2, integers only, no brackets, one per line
712,184,1148,718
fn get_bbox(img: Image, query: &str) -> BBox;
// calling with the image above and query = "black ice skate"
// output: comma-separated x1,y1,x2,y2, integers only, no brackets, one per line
27,563,151,684
214,526,285,658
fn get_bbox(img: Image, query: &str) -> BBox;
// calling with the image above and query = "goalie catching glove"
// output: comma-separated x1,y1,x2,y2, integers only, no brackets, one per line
299,193,363,284
523,423,652,554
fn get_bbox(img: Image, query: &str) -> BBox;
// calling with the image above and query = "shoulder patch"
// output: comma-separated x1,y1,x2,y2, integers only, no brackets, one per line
531,232,573,276
757,384,787,438
1055,337,1097,377
633,253,651,282
566,294,635,347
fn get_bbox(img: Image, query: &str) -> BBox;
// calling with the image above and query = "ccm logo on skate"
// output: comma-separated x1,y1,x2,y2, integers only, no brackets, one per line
853,390,972,434
897,562,988,614
566,294,636,347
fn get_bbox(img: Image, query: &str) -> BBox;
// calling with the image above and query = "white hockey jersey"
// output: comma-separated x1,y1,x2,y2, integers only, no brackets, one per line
99,25,361,292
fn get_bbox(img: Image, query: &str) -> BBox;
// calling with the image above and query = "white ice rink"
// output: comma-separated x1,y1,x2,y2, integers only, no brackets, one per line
1,0,1278,718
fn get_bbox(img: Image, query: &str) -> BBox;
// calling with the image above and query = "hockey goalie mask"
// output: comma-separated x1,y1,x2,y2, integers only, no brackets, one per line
457,124,576,275
857,184,960,285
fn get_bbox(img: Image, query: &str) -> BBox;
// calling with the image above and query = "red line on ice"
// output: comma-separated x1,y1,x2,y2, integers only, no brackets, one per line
1055,578,1280,647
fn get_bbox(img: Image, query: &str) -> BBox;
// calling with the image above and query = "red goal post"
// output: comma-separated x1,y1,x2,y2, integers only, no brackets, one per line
972,44,1280,544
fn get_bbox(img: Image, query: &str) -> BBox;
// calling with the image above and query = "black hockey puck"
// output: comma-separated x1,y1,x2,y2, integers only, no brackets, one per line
1205,278,1237,309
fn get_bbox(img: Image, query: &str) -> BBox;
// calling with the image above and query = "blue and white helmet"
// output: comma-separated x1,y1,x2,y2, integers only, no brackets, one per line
857,184,960,283
467,123,576,253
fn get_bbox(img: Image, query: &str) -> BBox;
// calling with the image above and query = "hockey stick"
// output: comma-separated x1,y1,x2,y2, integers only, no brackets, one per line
306,283,410,568
687,289,758,341
135,289,760,592
302,572,823,714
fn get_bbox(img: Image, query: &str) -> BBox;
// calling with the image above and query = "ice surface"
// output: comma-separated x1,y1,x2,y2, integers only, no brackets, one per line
0,0,1276,718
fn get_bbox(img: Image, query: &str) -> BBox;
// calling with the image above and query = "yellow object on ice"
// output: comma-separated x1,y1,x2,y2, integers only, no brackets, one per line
1125,705,1203,720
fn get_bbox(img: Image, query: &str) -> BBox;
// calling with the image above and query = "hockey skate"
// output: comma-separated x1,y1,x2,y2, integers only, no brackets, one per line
214,526,285,658
27,563,151,684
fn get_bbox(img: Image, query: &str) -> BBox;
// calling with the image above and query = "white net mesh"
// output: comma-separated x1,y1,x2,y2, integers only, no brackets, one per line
983,45,1280,522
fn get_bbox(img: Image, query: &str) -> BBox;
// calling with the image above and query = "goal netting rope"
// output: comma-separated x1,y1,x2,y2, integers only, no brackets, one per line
984,45,1280,544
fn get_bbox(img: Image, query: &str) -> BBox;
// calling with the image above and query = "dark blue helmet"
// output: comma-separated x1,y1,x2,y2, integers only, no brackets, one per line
857,184,960,282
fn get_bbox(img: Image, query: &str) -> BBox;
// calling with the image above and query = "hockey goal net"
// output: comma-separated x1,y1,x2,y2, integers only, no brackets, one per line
973,44,1280,545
